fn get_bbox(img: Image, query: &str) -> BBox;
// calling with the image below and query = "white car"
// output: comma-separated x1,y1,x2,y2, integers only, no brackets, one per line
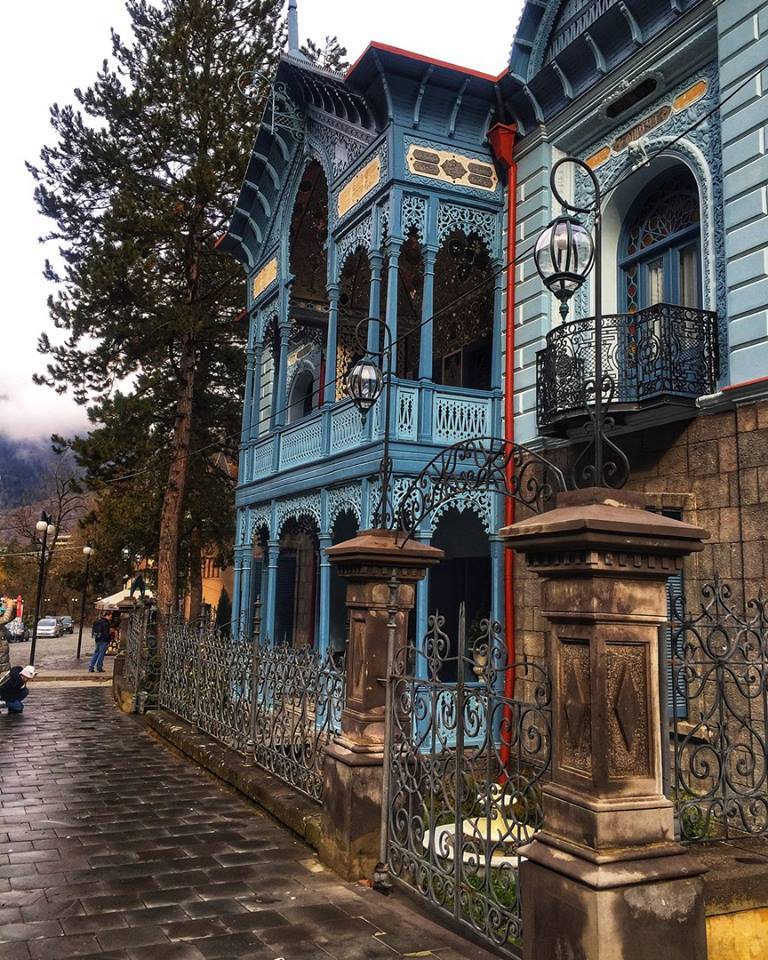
36,617,60,638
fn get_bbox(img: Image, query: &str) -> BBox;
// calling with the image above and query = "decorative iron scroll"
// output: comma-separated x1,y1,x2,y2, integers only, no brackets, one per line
251,643,346,803
124,604,159,709
385,615,551,955
537,304,719,428
158,616,252,754
391,437,567,544
669,578,768,842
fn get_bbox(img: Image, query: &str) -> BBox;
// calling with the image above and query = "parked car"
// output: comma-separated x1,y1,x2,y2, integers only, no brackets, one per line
59,616,74,634
36,617,61,638
3,618,29,643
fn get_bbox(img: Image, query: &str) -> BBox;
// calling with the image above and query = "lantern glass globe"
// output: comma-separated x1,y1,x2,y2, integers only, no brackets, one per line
347,357,383,419
46,524,56,537
534,214,595,310
35,520,48,534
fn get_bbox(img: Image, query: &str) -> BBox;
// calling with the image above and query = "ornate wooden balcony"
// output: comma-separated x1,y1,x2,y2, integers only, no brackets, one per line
242,381,498,484
536,303,719,435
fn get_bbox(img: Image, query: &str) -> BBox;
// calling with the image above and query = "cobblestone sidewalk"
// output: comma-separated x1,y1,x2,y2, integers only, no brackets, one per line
0,686,498,960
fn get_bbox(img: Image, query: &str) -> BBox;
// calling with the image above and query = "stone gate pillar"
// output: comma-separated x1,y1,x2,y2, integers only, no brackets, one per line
501,489,709,960
320,529,442,881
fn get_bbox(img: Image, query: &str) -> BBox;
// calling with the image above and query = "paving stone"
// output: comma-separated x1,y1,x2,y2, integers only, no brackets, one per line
27,934,100,959
0,688,498,960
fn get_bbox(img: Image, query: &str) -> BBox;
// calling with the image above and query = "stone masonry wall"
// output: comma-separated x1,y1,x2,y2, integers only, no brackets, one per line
513,399,768,686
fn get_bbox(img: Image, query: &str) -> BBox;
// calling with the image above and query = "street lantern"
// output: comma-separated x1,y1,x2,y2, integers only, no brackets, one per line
76,545,95,660
121,547,131,563
30,510,54,666
534,213,595,319
346,356,383,422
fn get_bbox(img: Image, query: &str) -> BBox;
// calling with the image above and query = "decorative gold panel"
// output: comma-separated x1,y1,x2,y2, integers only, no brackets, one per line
613,106,672,153
406,144,498,192
337,156,381,218
252,257,277,300
673,79,708,112
585,146,611,170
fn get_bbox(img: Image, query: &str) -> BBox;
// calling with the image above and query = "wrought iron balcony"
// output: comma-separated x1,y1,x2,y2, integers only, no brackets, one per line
536,303,719,435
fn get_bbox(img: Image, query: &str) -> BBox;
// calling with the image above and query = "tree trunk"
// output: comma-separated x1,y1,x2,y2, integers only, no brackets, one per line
155,330,196,629
187,527,203,623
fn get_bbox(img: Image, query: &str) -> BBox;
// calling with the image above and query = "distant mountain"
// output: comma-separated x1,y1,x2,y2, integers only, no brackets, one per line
0,435,63,509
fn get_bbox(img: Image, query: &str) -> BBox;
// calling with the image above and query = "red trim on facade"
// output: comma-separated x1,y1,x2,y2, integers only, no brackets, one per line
234,309,247,323
722,375,768,393
489,123,518,755
214,233,228,249
346,41,499,83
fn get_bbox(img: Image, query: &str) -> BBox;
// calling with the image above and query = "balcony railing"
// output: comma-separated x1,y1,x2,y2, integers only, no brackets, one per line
245,380,496,483
536,303,719,433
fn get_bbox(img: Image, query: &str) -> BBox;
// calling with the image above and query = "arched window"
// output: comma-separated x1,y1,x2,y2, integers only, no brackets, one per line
433,231,494,389
287,367,315,423
620,168,701,314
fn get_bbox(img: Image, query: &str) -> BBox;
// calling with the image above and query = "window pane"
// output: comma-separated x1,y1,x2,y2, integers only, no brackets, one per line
679,244,700,308
647,258,664,305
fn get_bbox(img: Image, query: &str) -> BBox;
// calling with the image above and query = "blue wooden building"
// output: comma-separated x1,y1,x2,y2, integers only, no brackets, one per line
220,7,511,653
222,0,768,660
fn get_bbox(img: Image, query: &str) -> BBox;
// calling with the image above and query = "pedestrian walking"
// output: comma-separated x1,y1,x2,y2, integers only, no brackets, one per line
0,665,37,713
89,613,112,673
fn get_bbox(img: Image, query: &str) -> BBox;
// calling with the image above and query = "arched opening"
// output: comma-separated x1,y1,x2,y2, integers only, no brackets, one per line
619,166,702,312
260,316,280,434
601,157,704,314
428,508,491,680
287,366,316,423
433,231,494,389
248,525,269,641
337,248,371,399
275,516,320,648
285,160,329,419
289,160,329,309
329,510,359,651
396,228,423,380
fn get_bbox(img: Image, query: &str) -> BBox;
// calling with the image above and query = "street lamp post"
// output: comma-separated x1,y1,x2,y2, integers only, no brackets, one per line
534,156,628,489
346,317,391,525
76,545,94,660
30,511,56,667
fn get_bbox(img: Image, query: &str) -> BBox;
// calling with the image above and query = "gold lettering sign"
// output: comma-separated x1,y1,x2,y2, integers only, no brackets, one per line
252,258,277,299
337,156,381,218
586,146,611,170
406,143,498,192
613,106,672,154
673,79,708,112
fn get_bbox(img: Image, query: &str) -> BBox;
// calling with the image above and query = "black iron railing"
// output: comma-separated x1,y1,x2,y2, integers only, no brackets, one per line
536,303,719,431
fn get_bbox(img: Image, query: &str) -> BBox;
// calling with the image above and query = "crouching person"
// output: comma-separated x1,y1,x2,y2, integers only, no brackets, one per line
0,665,37,713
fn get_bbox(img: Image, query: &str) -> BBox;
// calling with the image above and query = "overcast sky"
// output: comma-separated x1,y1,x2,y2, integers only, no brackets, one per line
0,0,522,442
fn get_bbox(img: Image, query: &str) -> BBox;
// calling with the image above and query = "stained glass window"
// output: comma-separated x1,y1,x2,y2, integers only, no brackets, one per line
624,174,700,258
622,170,701,311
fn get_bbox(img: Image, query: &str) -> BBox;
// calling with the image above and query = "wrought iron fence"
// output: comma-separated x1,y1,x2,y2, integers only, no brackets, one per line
536,303,719,430
251,643,346,802
158,616,252,754
155,613,345,803
384,615,551,957
123,604,159,710
667,577,768,842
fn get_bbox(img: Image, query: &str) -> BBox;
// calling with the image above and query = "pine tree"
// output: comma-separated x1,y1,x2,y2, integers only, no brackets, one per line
29,0,286,621
300,36,348,72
